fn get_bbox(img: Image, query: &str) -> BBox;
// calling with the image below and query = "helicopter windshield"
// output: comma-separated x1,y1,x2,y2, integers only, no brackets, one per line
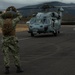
30,17,50,24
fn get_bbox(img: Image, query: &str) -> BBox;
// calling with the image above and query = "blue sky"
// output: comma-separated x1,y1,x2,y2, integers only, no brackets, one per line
0,0,75,9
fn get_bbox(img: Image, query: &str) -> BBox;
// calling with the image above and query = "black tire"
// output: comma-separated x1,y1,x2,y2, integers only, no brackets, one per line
53,31,58,36
31,32,34,37
58,31,60,34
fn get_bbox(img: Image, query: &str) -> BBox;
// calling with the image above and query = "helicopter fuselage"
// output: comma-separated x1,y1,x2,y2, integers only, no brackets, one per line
27,8,64,36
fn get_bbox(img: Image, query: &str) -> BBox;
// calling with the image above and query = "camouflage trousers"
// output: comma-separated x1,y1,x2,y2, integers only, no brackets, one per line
2,36,20,67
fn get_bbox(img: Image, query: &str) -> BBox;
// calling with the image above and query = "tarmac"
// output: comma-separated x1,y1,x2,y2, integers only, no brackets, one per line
0,25,75,75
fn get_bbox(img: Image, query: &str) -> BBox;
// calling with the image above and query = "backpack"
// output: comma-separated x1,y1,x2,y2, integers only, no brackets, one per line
2,19,15,36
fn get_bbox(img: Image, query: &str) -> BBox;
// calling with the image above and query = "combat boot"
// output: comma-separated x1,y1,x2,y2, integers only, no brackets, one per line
5,66,10,74
16,65,24,73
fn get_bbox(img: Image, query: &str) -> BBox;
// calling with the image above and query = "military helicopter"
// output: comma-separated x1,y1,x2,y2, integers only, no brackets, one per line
26,4,64,37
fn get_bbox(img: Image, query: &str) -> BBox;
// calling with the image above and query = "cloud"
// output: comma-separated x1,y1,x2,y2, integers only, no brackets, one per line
2,0,75,4
0,0,75,10
0,0,59,9
1,0,75,5
1,0,62,4
0,0,26,9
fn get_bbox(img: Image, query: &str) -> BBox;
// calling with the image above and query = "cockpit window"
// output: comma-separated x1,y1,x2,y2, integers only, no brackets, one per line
30,18,36,24
30,17,50,24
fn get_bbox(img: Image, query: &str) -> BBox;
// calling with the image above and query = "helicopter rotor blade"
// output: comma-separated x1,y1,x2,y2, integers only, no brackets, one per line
17,4,75,11
54,6,75,8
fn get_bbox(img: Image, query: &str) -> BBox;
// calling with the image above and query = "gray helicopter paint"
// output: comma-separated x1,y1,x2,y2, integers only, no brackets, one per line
27,7,64,36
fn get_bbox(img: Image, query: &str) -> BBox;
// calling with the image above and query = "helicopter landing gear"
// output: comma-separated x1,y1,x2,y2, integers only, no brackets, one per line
53,31,58,36
53,30,60,36
31,32,34,37
53,32,57,36
58,31,60,34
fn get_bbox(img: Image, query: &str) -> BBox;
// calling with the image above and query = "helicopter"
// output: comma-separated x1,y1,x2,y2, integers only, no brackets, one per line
26,4,64,37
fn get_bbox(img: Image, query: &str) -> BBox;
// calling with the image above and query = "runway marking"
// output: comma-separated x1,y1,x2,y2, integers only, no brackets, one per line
21,44,61,63
19,38,30,41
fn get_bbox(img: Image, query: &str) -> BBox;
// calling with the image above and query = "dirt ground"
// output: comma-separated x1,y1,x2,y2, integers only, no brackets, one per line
0,24,29,33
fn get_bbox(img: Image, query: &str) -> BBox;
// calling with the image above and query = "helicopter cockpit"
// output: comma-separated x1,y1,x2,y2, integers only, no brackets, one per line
30,16,50,25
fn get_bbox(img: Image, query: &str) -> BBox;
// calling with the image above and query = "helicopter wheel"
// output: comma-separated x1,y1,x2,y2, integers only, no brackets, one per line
53,31,58,36
58,31,60,34
31,32,34,37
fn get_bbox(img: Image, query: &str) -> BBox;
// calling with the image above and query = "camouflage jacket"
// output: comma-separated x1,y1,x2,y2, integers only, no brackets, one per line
0,12,22,37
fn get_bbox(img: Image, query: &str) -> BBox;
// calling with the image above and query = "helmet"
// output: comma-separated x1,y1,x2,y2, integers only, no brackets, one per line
6,6,17,12
1,6,18,19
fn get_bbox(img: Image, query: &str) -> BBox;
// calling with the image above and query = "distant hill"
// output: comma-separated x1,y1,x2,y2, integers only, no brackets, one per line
19,1,75,22
19,1,75,16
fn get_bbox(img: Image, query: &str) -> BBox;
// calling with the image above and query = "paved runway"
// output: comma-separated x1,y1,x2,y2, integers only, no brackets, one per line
0,25,75,75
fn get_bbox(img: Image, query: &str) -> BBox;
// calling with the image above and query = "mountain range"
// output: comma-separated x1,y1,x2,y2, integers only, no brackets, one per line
18,1,75,17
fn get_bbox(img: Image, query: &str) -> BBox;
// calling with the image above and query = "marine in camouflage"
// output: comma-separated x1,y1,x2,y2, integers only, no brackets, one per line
0,7,22,67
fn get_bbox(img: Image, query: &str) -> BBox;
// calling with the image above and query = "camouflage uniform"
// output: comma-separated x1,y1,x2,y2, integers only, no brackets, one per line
0,12,22,67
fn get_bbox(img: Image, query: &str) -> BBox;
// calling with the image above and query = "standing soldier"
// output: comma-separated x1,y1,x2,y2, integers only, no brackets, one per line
0,6,23,74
